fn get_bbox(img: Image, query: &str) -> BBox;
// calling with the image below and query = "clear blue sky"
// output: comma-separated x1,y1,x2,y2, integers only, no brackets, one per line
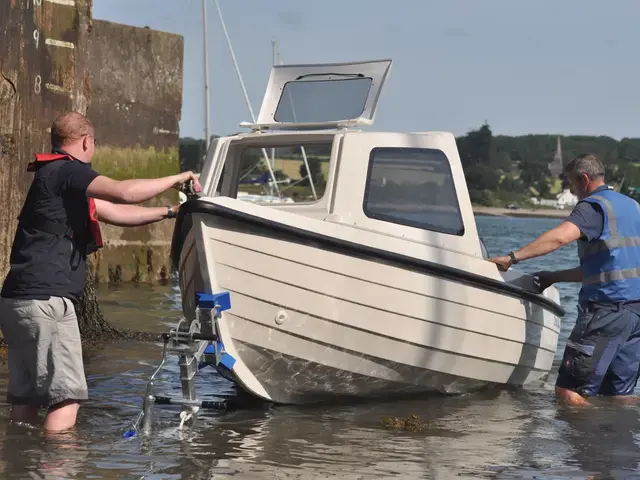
93,0,639,141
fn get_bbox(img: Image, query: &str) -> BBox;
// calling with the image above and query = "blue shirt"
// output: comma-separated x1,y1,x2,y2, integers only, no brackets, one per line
566,186,611,241
567,202,604,241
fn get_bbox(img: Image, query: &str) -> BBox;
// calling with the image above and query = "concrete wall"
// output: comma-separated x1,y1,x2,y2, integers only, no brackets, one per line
0,1,184,285
86,20,182,150
85,20,183,285
0,0,92,282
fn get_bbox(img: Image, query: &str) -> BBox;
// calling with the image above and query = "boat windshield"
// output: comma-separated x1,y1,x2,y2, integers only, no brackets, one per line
218,141,333,204
252,59,392,129
274,76,373,124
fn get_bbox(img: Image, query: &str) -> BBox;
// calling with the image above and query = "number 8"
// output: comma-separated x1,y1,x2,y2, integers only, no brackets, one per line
34,75,41,94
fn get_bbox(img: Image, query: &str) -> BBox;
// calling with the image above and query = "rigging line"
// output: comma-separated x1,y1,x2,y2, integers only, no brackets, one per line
212,0,280,194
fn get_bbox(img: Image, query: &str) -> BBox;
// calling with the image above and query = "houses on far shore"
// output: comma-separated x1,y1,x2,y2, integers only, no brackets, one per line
528,136,579,209
530,188,578,210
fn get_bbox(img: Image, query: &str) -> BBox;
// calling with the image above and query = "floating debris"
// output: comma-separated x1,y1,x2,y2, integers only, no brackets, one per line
382,414,430,432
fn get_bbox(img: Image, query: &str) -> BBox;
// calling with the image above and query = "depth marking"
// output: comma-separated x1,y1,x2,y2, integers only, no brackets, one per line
44,0,76,6
45,83,70,95
153,127,178,135
45,38,75,49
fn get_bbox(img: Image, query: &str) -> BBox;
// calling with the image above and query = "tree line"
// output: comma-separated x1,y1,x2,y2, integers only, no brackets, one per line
458,124,640,206
179,127,640,206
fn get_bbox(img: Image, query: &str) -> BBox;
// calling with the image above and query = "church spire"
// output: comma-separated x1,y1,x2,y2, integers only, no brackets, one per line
548,136,563,177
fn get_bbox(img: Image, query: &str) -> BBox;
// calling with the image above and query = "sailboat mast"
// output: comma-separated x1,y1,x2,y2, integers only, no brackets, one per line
270,40,278,170
202,0,211,151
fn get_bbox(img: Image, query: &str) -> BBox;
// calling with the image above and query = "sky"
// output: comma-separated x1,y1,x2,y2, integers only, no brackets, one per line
93,0,640,141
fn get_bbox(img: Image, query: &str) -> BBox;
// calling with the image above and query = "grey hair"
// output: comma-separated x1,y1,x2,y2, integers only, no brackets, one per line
563,153,605,180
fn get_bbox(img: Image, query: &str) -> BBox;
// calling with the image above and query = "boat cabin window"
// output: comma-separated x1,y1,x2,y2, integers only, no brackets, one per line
363,147,465,236
275,77,372,124
229,142,331,204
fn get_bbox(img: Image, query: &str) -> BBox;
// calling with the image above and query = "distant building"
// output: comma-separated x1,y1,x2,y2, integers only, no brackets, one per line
556,189,578,209
530,188,578,210
548,136,563,177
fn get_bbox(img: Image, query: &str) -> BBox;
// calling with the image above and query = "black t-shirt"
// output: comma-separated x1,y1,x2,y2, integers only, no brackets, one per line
1,154,100,301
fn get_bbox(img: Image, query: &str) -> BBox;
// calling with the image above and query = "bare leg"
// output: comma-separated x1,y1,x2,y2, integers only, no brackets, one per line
44,400,80,432
555,386,592,406
10,404,40,425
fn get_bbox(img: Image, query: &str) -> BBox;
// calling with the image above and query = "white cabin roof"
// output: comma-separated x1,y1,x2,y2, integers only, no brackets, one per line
241,59,393,132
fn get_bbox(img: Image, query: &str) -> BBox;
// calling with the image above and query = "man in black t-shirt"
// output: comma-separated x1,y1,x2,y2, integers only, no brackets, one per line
0,112,202,432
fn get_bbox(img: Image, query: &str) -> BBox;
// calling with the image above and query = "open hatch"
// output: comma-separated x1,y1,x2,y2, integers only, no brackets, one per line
241,59,393,131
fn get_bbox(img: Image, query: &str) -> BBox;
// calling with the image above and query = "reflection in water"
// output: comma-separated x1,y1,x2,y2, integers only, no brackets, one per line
556,402,640,478
0,217,637,478
0,423,91,479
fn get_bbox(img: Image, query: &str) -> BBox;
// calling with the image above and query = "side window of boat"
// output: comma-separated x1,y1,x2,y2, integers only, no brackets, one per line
362,147,465,236
235,143,332,204
215,163,226,195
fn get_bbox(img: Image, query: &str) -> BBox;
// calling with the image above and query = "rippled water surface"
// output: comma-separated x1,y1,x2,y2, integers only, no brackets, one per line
0,215,639,479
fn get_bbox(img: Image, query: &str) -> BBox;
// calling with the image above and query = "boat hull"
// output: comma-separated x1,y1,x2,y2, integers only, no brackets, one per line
175,199,563,404
215,339,492,404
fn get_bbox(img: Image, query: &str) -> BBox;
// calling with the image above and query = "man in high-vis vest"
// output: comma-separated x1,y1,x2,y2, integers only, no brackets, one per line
0,112,202,431
489,154,640,406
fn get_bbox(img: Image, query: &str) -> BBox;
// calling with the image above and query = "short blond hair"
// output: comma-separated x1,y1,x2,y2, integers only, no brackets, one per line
50,112,94,149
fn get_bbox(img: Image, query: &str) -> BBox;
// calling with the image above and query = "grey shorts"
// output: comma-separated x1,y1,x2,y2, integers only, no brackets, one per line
0,296,88,407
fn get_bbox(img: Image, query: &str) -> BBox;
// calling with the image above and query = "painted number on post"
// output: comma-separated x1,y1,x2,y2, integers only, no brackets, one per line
31,0,42,97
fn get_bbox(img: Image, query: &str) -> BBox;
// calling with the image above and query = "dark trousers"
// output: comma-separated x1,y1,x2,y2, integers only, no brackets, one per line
556,301,640,396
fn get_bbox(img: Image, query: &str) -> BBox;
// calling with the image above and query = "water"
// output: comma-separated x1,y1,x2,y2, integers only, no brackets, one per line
0,215,639,479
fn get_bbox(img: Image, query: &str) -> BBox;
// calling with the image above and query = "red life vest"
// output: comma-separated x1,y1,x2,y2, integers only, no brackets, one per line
27,153,103,250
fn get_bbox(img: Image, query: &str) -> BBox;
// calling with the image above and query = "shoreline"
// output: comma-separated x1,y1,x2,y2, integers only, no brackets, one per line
472,205,570,219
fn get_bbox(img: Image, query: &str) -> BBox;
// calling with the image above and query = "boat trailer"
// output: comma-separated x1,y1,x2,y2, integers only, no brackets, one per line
124,291,237,438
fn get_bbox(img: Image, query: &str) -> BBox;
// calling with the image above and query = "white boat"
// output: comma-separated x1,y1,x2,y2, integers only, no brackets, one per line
162,59,564,410
236,191,295,204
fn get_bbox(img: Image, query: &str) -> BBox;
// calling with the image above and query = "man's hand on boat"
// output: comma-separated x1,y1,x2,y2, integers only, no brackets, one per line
172,171,202,194
487,222,582,273
487,255,513,272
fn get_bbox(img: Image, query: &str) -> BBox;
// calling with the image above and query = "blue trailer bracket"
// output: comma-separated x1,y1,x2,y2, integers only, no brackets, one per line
195,291,231,311
123,290,235,438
